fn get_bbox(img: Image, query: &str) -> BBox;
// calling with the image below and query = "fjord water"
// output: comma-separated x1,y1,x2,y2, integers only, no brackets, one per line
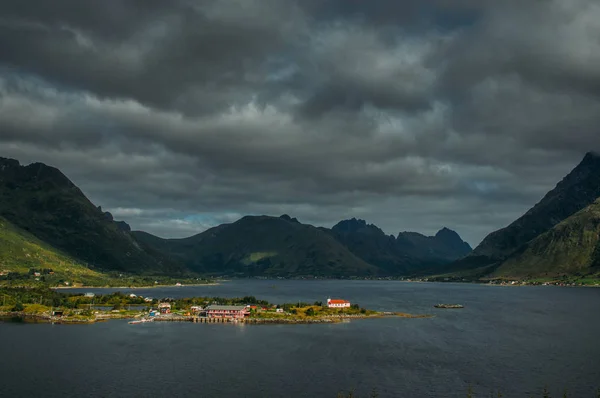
1,281,599,398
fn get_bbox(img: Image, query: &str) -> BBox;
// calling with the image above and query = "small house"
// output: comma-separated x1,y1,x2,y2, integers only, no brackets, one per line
327,298,351,308
84,292,95,298
158,302,171,314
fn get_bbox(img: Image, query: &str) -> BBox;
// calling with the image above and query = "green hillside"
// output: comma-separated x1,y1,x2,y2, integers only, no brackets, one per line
493,199,600,279
0,216,106,285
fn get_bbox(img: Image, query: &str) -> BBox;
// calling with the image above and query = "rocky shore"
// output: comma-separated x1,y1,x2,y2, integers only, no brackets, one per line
1,311,432,325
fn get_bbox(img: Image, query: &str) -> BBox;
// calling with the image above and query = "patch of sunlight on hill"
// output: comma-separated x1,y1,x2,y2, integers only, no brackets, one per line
0,217,102,280
242,251,278,265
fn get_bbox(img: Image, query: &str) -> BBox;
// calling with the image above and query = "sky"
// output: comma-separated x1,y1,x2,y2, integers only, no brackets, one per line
0,0,599,246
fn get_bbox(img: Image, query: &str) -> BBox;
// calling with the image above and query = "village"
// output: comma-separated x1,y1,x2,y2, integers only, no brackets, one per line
132,297,359,324
0,285,431,325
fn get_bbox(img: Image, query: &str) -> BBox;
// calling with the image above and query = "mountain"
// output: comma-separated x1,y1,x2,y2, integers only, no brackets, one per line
325,218,472,275
448,152,600,274
134,215,377,277
398,227,473,261
492,199,600,279
0,157,182,274
0,156,472,278
325,219,417,274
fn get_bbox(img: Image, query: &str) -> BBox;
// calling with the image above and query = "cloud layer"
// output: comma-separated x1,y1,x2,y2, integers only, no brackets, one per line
1,0,599,245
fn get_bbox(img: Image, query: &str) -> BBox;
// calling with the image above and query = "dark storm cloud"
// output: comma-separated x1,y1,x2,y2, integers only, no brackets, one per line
0,0,305,114
1,0,599,245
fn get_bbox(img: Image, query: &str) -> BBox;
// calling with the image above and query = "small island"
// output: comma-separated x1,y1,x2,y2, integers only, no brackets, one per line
434,304,464,309
0,287,432,325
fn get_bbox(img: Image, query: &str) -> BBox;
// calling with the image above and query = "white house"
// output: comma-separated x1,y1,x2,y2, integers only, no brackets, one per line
327,298,351,308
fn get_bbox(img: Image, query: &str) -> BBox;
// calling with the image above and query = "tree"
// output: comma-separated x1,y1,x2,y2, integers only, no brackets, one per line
306,307,315,316
12,302,24,312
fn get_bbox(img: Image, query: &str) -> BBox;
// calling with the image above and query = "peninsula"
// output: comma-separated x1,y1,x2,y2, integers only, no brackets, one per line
0,287,431,325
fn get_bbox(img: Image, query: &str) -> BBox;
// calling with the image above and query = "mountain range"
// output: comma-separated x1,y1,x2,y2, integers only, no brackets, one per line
1,152,599,281
0,156,470,278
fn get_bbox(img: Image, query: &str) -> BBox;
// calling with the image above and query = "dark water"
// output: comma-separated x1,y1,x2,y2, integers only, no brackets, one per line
1,281,599,398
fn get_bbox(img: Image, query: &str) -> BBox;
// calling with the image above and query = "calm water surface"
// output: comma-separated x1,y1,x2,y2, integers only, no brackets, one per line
1,280,599,397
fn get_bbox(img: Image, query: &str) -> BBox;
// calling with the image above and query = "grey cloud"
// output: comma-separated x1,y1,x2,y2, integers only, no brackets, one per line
1,0,599,245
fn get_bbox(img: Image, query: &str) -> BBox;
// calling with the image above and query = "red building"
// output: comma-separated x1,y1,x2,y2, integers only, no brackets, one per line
327,298,351,308
205,305,249,319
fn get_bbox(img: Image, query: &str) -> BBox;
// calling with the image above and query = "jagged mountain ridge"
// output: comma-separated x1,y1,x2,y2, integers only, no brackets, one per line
134,215,471,276
323,218,472,275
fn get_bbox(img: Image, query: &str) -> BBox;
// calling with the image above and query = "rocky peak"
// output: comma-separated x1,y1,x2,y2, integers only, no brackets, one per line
115,221,132,232
279,214,300,223
0,158,75,190
332,218,385,236
435,227,472,251
435,227,461,242
0,157,20,170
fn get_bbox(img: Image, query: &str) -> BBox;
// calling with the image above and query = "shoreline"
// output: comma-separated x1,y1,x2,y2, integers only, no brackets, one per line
0,311,432,325
52,282,220,290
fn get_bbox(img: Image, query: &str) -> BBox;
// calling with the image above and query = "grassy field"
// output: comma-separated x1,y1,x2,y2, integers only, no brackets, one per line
0,216,104,283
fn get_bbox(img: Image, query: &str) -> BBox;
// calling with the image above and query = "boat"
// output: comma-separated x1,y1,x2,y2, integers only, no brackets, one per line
128,318,154,324
434,304,464,309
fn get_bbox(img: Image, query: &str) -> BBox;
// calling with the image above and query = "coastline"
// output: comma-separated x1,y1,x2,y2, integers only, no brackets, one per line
52,282,220,290
0,311,432,325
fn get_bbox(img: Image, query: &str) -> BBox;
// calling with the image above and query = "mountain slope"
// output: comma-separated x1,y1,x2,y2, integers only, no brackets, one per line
492,199,600,278
0,216,104,282
134,215,378,277
448,152,600,272
0,157,182,274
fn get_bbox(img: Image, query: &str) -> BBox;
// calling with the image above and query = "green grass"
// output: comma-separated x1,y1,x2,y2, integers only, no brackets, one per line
0,216,104,283
242,251,278,265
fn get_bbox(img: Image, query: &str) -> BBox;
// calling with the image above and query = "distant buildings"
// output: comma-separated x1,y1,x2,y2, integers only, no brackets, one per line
158,303,171,314
205,305,249,319
84,292,95,298
327,298,351,308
